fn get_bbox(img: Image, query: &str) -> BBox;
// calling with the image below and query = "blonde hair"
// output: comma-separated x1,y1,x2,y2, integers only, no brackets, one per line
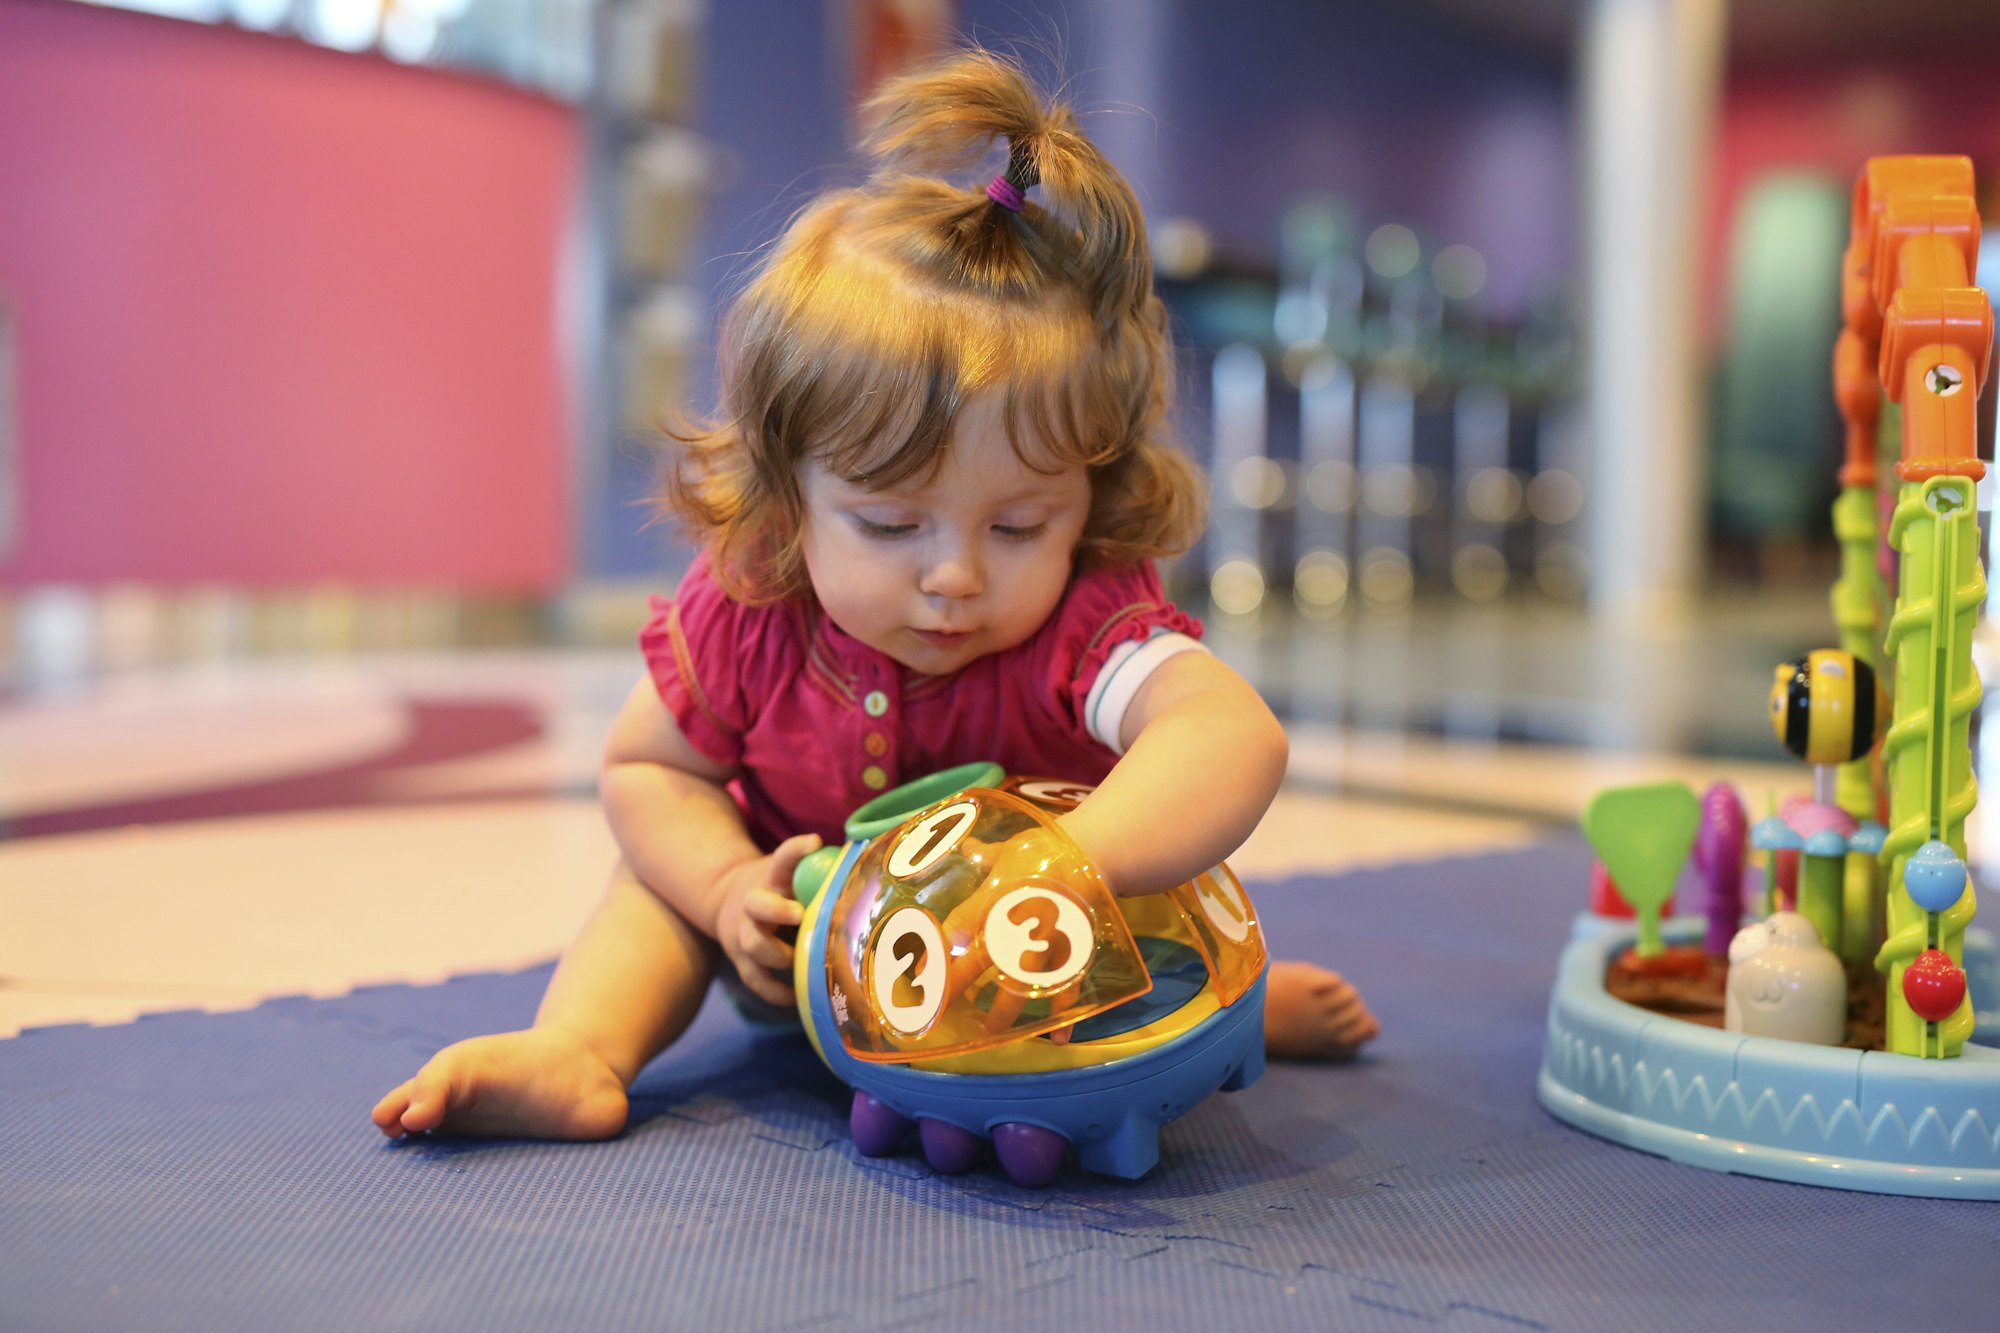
658,49,1205,602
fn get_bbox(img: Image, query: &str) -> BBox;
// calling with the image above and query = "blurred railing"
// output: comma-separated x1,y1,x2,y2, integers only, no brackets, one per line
1155,203,1584,623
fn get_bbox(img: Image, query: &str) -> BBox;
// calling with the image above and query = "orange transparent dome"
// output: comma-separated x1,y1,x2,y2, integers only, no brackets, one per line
823,777,1267,1065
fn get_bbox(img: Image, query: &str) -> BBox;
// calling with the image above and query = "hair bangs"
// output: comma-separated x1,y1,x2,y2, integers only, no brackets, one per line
997,311,1130,477
780,234,1111,490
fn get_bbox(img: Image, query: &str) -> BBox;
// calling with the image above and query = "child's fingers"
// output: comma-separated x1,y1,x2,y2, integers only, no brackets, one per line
767,833,824,887
732,959,795,1006
741,886,805,928
732,910,796,972
944,939,992,997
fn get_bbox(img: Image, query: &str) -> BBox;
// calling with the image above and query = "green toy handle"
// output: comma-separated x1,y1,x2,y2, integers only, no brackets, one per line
792,844,844,908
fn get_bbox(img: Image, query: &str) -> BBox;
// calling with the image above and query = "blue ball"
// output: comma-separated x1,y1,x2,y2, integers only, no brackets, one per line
1904,840,1968,913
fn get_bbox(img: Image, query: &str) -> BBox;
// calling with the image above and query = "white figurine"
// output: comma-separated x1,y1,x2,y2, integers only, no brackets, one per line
1724,911,1847,1045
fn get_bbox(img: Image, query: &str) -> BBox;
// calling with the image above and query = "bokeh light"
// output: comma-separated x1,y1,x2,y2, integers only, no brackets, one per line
1364,224,1420,280
1464,467,1524,523
1209,559,1266,616
1535,542,1589,600
1358,548,1414,610
1362,463,1416,517
1431,244,1487,301
1451,543,1508,600
1306,459,1357,513
1229,457,1288,510
1153,217,1214,279
1293,549,1350,616
1527,468,1584,525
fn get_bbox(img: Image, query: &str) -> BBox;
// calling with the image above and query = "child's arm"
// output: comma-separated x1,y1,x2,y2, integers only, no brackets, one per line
1056,651,1287,897
599,676,817,1003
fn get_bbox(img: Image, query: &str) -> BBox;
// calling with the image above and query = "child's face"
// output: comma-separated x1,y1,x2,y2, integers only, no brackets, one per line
798,395,1091,677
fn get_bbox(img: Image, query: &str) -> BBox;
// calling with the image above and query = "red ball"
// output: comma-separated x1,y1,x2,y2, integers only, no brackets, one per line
1902,948,1967,1023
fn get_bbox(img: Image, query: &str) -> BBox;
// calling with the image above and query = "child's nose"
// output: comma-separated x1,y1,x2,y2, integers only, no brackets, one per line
920,546,984,598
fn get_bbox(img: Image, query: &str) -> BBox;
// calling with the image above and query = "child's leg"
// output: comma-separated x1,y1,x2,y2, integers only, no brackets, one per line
1263,960,1379,1061
370,861,719,1140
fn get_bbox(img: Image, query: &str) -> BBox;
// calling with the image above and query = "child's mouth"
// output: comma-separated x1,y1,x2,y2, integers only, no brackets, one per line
913,628,973,648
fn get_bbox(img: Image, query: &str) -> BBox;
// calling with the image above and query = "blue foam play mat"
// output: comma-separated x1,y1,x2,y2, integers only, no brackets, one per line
5,838,1997,1332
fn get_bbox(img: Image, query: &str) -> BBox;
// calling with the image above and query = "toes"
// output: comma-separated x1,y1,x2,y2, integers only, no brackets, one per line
370,1085,415,1138
1337,1011,1382,1045
1321,991,1368,1021
398,1069,457,1134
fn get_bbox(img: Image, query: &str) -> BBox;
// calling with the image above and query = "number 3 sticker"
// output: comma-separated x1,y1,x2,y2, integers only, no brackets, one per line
870,907,946,1035
984,887,1093,989
888,800,978,879
1014,780,1095,808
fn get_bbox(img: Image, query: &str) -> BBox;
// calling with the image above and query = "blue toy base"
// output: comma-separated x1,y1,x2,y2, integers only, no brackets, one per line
1539,914,2000,1198
813,970,1267,1181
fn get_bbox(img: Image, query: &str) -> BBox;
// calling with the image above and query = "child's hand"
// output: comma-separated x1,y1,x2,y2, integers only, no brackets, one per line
712,833,821,1005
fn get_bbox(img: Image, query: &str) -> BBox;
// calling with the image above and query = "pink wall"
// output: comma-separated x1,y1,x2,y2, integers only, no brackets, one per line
1705,56,2000,350
0,0,578,590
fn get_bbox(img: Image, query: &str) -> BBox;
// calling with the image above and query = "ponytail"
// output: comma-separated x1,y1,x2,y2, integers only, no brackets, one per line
860,50,1152,331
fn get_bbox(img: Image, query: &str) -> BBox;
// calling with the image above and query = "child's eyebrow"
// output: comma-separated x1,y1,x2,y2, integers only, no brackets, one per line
989,486,1073,506
835,474,1074,506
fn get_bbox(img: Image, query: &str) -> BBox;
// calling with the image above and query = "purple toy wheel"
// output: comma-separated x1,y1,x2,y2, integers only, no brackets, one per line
917,1118,984,1174
992,1122,1068,1187
849,1092,913,1157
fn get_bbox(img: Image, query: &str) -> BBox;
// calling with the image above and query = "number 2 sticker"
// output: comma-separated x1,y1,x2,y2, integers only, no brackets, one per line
870,907,946,1035
984,887,1093,988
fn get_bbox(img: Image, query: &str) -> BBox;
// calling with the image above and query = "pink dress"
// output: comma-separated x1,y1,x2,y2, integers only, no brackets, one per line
641,552,1203,850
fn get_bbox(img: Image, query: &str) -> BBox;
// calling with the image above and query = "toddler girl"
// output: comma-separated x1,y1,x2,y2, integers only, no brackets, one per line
372,50,1377,1144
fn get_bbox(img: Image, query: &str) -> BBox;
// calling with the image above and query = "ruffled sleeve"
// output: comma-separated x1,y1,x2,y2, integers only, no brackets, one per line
637,553,760,768
1037,561,1205,747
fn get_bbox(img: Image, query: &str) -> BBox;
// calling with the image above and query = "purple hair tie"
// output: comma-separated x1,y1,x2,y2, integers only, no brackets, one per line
986,176,1026,213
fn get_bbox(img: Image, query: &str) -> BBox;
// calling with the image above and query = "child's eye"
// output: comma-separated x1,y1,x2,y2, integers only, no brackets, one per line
993,523,1048,541
855,517,919,539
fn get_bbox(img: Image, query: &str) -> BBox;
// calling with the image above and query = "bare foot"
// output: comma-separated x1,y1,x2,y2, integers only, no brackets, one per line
370,1027,630,1141
1263,960,1379,1061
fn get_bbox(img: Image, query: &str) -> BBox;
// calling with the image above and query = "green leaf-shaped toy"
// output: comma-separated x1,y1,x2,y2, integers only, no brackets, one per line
1582,782,1701,956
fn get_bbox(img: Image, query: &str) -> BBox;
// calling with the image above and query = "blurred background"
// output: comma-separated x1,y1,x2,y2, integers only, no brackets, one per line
8,0,2000,768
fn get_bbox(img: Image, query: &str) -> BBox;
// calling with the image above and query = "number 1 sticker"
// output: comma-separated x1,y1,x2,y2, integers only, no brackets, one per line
887,800,978,879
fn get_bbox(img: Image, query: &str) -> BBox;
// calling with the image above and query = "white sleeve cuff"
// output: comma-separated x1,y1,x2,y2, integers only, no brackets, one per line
1083,630,1209,754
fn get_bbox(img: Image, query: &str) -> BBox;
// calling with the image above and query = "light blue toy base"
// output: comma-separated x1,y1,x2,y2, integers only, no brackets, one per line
1539,914,2000,1198
801,837,1266,1180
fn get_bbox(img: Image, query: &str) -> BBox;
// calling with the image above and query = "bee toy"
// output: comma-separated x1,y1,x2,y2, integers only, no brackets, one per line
1769,648,1883,766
